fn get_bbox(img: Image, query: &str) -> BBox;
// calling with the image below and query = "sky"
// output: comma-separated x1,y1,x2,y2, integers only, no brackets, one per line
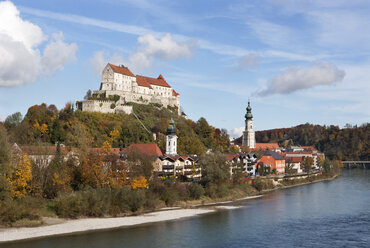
0,0,369,137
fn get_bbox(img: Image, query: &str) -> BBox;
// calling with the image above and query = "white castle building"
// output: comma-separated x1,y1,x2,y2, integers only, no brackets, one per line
78,63,180,115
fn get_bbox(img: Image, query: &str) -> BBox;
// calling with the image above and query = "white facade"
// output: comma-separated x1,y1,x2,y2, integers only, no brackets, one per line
243,119,255,149
166,134,178,155
242,101,256,148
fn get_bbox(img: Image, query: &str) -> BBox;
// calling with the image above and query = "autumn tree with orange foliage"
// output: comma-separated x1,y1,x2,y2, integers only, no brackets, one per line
81,138,128,189
81,151,107,188
130,176,148,189
9,152,32,198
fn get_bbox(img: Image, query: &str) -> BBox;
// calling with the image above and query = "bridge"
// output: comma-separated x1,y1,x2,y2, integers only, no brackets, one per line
342,161,370,169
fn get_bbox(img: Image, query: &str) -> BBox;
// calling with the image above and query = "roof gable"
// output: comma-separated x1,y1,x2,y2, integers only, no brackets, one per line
108,63,135,77
254,143,280,151
136,75,171,88
123,143,163,157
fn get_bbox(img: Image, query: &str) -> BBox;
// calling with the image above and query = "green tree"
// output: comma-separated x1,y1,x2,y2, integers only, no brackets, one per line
178,136,206,155
303,157,314,174
65,122,93,156
127,149,154,180
4,112,22,131
43,145,71,198
232,161,244,185
322,158,331,173
199,152,229,185
0,126,12,200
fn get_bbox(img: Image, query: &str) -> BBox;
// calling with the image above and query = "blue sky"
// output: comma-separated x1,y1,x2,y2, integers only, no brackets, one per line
0,0,369,137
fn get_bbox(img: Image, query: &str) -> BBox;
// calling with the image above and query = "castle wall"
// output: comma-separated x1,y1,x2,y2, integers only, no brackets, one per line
81,100,133,115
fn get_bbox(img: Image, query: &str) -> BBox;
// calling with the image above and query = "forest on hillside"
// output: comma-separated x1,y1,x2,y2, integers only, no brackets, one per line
254,123,369,161
1,102,238,155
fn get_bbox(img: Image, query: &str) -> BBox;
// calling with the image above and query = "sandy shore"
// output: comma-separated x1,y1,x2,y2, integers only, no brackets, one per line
0,208,214,243
0,194,263,243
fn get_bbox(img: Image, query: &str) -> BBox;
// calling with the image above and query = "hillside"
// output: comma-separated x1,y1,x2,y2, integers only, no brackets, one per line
2,102,238,155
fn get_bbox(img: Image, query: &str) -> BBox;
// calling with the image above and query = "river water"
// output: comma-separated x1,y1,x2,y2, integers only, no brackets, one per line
3,170,370,248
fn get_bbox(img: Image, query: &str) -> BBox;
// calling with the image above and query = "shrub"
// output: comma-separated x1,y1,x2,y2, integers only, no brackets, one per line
0,197,42,226
252,179,264,191
127,190,145,212
252,179,275,191
53,192,85,218
189,183,205,200
110,103,116,109
175,183,190,201
144,191,161,210
160,186,179,206
110,187,131,213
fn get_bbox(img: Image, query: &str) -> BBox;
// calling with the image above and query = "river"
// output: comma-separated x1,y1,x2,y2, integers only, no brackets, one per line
3,170,370,248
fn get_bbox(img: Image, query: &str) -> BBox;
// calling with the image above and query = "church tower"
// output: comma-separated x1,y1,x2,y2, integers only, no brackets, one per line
242,101,255,149
166,118,178,155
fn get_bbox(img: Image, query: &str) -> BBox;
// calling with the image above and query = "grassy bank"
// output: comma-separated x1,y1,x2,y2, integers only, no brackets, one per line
0,171,340,228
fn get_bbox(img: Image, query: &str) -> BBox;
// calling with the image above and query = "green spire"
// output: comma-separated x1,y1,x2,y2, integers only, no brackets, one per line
166,118,177,135
245,101,253,120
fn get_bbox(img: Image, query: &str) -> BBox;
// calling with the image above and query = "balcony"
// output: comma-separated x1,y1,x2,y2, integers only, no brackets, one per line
184,171,201,176
162,165,174,170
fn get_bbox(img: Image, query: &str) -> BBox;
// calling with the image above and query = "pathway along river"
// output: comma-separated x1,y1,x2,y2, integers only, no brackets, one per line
3,170,370,248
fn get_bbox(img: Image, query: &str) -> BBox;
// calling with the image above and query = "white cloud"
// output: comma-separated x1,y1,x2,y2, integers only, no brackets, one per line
42,32,77,74
129,33,197,71
258,62,345,96
89,51,126,75
230,126,244,138
0,114,6,122
89,34,196,73
0,33,42,86
0,1,77,87
0,1,46,50
237,53,259,71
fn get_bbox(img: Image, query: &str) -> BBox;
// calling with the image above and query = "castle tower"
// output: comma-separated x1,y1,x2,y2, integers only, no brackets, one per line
242,101,255,149
166,118,178,155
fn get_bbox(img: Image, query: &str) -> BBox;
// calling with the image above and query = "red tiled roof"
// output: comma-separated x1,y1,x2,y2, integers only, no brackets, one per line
136,75,171,88
252,143,280,151
109,64,135,77
136,75,153,89
226,154,239,161
172,89,179,96
123,143,163,157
